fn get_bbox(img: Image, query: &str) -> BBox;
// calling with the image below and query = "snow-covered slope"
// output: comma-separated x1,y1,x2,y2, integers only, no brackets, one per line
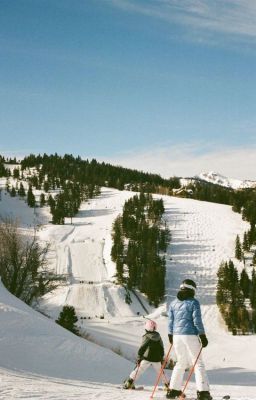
1,184,256,399
0,279,131,382
37,188,151,320
196,171,256,190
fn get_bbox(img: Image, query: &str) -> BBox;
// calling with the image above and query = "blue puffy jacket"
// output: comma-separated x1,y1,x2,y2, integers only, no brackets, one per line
168,297,205,335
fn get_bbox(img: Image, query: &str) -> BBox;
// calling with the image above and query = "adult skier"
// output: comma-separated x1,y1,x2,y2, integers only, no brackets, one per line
166,279,212,400
123,319,166,389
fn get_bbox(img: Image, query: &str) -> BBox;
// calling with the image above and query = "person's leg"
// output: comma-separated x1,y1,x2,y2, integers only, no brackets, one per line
169,336,188,390
130,359,150,381
123,360,151,389
184,336,210,392
151,361,168,385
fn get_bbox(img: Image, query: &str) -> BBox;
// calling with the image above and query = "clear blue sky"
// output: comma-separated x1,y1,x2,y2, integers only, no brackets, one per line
1,0,256,179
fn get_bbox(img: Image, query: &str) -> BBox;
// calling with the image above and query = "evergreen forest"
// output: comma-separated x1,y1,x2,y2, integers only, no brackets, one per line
216,225,256,334
111,192,170,307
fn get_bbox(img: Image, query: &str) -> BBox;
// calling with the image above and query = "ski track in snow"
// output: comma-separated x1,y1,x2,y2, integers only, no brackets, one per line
1,185,256,399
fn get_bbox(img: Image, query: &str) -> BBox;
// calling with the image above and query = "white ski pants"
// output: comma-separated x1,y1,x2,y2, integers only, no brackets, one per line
130,360,166,384
170,335,210,392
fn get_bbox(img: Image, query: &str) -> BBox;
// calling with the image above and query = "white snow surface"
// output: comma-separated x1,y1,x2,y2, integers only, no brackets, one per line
0,184,256,399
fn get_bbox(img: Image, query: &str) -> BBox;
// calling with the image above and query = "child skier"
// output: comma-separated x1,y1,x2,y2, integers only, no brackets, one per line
123,319,167,389
167,279,212,400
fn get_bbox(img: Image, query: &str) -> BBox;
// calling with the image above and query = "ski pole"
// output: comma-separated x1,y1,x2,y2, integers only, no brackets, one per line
150,344,173,399
179,345,203,400
162,369,170,386
143,315,154,322
131,360,141,388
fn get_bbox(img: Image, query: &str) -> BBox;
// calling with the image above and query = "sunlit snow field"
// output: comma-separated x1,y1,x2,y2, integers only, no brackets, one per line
0,183,255,399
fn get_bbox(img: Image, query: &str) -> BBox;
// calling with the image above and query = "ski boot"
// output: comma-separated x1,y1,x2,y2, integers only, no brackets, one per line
197,391,212,400
123,378,135,389
166,389,183,399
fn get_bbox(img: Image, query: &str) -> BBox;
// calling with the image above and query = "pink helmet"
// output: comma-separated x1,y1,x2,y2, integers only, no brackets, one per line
145,319,157,331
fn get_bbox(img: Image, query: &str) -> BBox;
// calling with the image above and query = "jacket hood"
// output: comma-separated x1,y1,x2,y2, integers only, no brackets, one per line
144,330,161,342
177,288,195,301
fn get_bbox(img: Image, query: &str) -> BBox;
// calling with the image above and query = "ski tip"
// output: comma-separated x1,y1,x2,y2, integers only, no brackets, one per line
119,385,144,391
135,386,144,390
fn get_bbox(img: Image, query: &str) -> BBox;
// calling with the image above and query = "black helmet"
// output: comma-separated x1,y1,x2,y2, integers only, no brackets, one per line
180,279,197,292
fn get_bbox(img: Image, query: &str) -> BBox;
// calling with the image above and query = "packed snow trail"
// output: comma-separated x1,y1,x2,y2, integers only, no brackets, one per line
38,188,150,320
78,192,252,372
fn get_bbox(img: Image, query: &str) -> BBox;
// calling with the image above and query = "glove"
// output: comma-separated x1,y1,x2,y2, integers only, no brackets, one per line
168,334,173,344
199,334,208,348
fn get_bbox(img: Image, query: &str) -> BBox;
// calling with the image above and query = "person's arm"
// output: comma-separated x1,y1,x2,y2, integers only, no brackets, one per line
192,299,205,334
168,305,174,334
168,305,174,343
192,300,208,347
137,336,150,360
159,336,165,359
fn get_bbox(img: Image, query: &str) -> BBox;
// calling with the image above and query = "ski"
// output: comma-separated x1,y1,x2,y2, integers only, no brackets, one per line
132,386,144,391
119,385,144,390
178,396,230,400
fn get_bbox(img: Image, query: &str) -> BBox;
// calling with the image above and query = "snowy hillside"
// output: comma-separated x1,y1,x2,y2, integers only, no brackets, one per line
195,171,256,190
0,183,256,399
37,188,151,320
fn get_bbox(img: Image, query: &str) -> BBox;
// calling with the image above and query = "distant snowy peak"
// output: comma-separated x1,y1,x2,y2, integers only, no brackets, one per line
195,171,256,190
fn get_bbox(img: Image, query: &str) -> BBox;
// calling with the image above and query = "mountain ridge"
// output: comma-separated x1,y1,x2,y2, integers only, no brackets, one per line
194,171,256,190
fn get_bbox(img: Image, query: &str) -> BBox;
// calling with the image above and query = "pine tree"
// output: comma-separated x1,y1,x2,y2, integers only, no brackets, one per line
56,305,79,335
240,268,251,298
237,307,250,335
27,185,36,207
5,178,10,193
126,241,138,288
40,193,46,207
111,216,124,284
235,235,243,261
252,310,256,333
52,194,65,224
228,260,244,306
250,268,256,309
0,158,8,177
13,168,20,179
242,232,250,252
242,200,256,229
248,227,256,247
48,195,55,214
43,181,50,192
18,182,25,197
252,251,256,267
216,262,229,305
217,260,248,333
63,184,80,224
10,186,16,197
